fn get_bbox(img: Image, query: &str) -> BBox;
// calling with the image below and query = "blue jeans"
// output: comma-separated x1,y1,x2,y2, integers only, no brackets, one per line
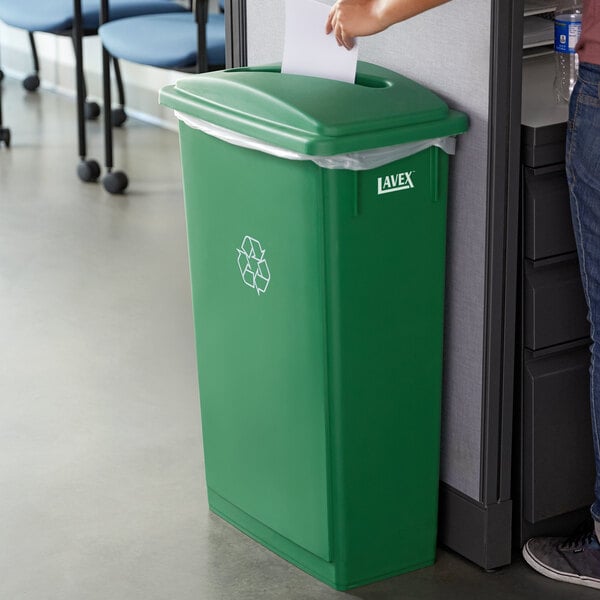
566,62,600,523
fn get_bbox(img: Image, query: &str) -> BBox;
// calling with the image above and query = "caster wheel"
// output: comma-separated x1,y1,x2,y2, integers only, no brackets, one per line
111,107,127,128
0,127,11,148
22,74,40,92
85,101,101,121
103,170,128,194
77,159,101,183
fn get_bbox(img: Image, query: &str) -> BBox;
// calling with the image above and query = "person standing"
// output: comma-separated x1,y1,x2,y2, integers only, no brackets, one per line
523,1,600,589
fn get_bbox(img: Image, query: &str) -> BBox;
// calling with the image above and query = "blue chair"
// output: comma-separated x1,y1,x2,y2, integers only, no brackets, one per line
0,0,186,90
0,0,186,171
97,0,226,193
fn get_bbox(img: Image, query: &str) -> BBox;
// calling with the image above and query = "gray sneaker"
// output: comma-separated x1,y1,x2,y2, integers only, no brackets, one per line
522,530,600,589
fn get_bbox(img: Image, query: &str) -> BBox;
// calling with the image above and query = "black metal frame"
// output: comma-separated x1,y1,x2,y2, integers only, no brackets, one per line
28,32,40,77
99,0,112,176
438,0,524,570
0,32,11,145
482,0,523,514
195,0,209,73
74,0,128,179
225,0,246,68
73,0,87,164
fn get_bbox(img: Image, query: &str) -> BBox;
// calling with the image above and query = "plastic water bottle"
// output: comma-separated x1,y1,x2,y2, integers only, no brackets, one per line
554,0,583,103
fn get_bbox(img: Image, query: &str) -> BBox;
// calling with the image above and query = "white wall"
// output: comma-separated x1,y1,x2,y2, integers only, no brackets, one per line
247,0,492,502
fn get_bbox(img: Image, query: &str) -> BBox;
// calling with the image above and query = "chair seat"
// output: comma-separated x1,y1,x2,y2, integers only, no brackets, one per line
99,12,225,69
0,0,185,33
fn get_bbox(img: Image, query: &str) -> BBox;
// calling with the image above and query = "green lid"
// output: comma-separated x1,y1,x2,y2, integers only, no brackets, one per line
160,62,468,156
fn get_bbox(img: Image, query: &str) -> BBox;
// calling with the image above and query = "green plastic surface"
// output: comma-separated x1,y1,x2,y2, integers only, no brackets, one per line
160,62,468,155
165,65,468,589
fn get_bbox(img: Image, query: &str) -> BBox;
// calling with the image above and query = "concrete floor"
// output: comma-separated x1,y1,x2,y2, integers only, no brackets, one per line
0,77,597,600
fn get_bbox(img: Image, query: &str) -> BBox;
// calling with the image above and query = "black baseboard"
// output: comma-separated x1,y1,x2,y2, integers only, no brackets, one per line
439,482,512,570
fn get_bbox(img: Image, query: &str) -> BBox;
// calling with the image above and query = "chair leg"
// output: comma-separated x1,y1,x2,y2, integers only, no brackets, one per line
22,31,41,92
0,86,11,148
100,0,127,194
69,34,100,121
0,41,11,147
195,0,208,73
111,57,127,127
73,0,100,182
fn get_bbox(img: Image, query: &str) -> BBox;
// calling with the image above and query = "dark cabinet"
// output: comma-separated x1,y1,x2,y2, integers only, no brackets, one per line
523,166,575,260
524,259,589,350
523,346,595,524
516,115,594,545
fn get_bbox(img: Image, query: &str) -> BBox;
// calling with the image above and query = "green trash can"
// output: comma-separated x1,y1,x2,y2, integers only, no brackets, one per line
160,62,468,591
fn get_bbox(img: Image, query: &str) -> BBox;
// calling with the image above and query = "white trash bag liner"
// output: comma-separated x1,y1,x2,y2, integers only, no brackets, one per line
175,111,456,172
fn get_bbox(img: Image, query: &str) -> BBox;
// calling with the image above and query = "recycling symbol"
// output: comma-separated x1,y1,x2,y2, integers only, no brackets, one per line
236,235,271,295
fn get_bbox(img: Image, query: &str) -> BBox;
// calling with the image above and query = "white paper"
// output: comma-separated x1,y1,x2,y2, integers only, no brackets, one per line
281,0,358,84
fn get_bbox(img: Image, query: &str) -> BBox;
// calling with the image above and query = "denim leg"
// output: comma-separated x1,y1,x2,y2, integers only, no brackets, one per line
565,63,600,523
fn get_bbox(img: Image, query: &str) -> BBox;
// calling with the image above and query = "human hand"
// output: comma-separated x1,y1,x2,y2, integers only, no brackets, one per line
326,0,450,50
325,0,386,50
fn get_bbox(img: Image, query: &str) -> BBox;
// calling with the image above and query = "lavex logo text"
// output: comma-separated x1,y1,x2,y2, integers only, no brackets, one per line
377,171,415,195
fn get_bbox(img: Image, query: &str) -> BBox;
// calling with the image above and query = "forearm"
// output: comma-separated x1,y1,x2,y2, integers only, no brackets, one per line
377,0,450,28
327,0,451,50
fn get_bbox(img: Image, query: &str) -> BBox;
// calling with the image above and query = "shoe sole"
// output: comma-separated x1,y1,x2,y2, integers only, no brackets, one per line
522,540,600,590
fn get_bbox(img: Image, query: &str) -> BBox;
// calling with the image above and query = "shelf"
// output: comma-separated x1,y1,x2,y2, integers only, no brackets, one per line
524,40,554,50
522,53,568,128
524,0,557,17
523,45,554,59
523,15,554,48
